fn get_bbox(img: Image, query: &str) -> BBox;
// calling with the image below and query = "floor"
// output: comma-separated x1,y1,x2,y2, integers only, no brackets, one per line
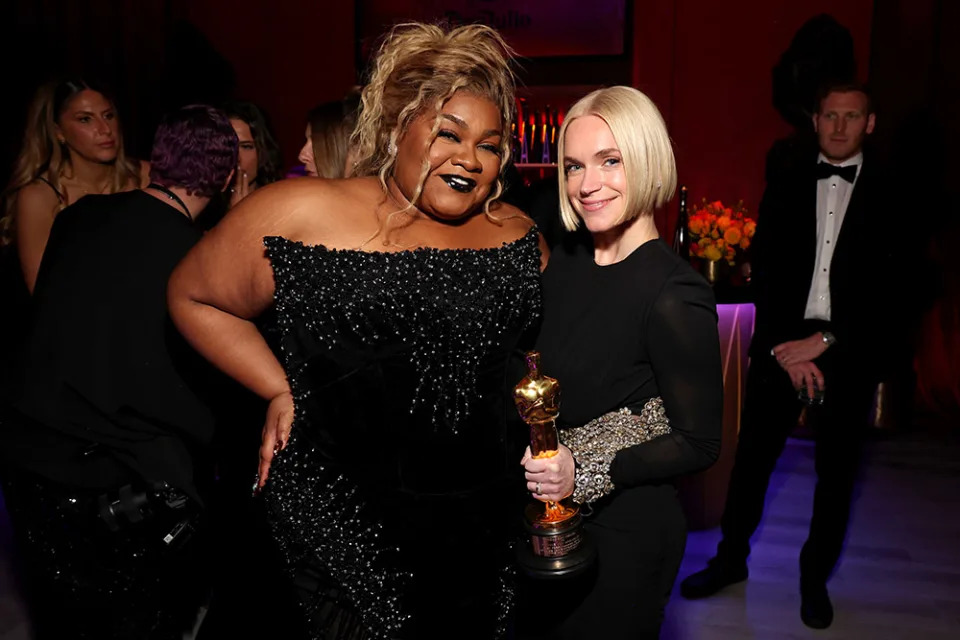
2,430,959,639
663,430,960,640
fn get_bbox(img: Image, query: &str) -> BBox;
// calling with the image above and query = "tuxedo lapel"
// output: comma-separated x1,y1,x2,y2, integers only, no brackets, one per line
834,161,870,259
796,168,819,286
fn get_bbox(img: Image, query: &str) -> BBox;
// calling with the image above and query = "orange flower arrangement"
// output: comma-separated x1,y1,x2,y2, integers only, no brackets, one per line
688,199,756,266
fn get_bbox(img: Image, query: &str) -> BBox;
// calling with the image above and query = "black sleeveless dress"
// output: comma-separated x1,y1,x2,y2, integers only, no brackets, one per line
261,227,542,640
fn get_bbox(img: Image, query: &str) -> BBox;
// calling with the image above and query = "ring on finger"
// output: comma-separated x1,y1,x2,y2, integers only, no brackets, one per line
536,481,542,495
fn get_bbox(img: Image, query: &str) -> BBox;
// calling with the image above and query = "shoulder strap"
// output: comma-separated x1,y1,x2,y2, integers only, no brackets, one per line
35,176,66,205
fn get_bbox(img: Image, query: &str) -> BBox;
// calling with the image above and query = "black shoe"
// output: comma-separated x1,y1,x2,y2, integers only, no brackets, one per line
800,585,834,629
679,559,748,599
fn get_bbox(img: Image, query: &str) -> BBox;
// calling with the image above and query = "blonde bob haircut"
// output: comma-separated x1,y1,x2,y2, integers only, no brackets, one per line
557,86,677,232
352,22,516,220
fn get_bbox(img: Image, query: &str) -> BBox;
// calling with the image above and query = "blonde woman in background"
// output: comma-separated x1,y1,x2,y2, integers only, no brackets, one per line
298,88,362,179
0,77,146,292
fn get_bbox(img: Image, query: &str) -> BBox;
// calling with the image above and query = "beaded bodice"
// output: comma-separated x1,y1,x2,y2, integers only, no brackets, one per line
261,226,542,638
264,227,541,485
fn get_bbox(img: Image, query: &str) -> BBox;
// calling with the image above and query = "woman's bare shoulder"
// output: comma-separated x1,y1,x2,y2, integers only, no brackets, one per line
488,199,549,268
220,176,381,245
488,200,537,241
15,180,61,215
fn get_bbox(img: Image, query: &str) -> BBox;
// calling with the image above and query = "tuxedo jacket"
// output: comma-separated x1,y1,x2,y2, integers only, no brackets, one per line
748,152,899,380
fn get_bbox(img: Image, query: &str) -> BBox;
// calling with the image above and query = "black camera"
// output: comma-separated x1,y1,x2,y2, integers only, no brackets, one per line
97,482,199,549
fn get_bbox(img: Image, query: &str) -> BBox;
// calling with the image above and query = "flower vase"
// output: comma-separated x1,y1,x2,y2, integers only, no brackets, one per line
702,259,722,285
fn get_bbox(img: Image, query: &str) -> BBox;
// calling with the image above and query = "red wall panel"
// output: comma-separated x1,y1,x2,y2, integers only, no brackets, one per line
661,1,872,232
186,0,357,169
186,0,873,215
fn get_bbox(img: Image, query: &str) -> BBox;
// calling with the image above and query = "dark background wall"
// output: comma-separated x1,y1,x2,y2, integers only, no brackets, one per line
4,1,950,211
1,0,358,179
3,0,875,218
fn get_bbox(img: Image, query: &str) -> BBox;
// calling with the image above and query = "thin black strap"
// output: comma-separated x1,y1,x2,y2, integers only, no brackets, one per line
36,176,66,204
147,183,190,218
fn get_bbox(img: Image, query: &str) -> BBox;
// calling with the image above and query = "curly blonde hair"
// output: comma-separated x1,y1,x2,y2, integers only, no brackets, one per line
352,22,517,227
0,78,141,246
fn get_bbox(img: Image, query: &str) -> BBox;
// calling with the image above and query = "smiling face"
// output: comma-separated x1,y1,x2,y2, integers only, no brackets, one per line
56,89,120,164
562,115,629,234
391,91,504,221
230,118,259,184
813,90,875,163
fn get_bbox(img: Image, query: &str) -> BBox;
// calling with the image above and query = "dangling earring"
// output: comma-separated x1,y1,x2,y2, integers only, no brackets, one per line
388,141,397,156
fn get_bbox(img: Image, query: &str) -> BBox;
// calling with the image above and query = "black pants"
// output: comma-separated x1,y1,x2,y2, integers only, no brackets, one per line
516,489,687,640
0,467,209,639
717,346,875,588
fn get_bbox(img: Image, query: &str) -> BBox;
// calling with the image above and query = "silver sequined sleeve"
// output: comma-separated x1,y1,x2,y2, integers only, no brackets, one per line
559,397,672,505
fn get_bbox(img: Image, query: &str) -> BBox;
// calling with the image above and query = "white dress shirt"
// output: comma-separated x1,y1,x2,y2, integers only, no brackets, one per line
804,152,863,321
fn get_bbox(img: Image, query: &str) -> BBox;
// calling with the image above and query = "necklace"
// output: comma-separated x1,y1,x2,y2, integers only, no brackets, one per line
60,174,111,197
147,183,191,218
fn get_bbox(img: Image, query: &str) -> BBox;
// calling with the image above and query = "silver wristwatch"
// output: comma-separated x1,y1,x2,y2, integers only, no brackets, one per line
821,331,837,346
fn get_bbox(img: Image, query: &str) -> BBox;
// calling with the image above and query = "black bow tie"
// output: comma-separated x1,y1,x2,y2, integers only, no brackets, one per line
815,161,857,183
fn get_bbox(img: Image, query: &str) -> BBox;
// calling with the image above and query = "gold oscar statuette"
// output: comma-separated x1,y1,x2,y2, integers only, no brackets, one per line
514,351,595,578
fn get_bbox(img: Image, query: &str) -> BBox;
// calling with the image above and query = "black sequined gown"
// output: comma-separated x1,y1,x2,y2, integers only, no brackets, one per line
261,228,542,640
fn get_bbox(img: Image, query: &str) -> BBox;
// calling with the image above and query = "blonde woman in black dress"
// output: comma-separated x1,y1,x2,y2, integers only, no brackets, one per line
1,77,145,292
0,77,146,407
520,86,723,639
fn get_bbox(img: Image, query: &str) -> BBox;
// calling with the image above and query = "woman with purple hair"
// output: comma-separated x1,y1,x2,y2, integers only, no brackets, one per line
0,105,238,638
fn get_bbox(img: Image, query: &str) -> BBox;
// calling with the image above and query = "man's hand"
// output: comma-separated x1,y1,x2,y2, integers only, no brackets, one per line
772,333,828,368
783,361,825,400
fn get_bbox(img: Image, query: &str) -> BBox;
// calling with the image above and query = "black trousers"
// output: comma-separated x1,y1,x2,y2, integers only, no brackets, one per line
516,489,687,640
0,467,209,639
716,344,875,588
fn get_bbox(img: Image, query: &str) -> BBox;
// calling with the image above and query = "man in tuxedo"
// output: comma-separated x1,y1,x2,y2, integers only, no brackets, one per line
680,83,895,629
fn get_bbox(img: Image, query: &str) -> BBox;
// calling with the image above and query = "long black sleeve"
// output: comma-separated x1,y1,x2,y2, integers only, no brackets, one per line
609,268,723,487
